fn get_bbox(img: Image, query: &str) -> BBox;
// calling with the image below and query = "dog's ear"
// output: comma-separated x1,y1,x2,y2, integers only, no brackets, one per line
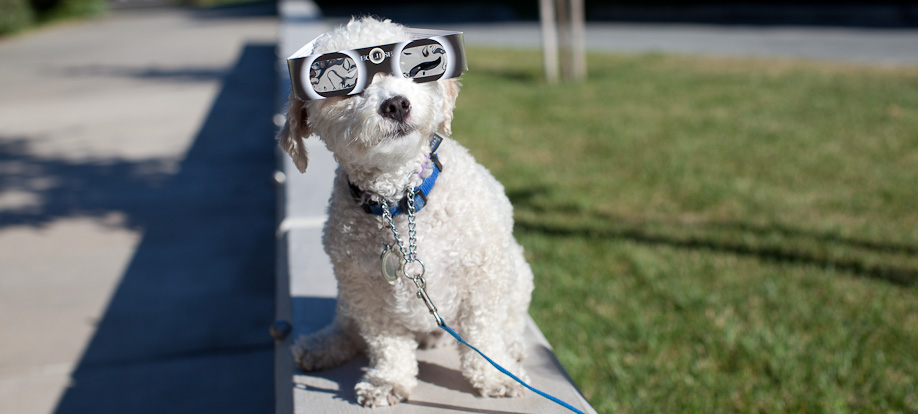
437,78,461,136
277,95,310,173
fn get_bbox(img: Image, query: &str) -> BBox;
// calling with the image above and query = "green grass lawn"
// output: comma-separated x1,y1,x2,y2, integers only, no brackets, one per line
452,48,918,414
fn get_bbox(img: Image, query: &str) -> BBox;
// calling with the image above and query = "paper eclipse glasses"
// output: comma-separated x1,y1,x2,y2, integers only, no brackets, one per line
287,28,467,101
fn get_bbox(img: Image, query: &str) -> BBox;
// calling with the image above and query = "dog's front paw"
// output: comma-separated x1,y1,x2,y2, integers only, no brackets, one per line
291,330,359,372
355,381,409,407
476,379,526,398
463,351,528,398
292,344,329,372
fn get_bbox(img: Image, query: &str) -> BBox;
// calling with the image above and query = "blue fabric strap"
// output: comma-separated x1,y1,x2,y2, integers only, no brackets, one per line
365,157,440,216
351,134,443,217
438,321,588,414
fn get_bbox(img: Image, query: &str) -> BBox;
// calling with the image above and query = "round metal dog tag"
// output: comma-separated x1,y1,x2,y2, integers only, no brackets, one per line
380,245,403,283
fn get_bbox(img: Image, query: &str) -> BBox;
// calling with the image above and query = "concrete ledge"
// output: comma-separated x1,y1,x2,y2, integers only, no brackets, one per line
274,2,596,413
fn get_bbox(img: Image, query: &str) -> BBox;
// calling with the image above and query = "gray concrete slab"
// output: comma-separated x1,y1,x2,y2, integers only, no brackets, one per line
426,21,918,66
313,3,918,65
429,22,918,65
0,6,278,413
582,23,918,65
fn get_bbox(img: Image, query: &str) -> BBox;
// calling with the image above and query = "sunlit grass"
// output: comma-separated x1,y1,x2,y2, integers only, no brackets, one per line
453,48,918,413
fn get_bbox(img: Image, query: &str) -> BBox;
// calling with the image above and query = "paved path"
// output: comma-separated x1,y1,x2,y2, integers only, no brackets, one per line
2,4,915,414
426,21,918,65
0,6,277,413
310,4,918,65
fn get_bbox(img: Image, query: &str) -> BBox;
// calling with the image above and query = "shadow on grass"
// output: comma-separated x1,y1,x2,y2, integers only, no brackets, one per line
467,67,543,84
508,188,918,288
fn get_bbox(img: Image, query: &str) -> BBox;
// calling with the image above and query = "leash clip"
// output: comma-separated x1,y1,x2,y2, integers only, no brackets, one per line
412,275,444,326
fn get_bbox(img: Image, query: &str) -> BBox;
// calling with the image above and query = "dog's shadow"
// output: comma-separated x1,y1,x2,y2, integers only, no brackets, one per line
417,360,478,395
286,300,582,414
289,296,495,407
295,357,526,414
292,356,365,403
291,348,480,403
288,296,361,404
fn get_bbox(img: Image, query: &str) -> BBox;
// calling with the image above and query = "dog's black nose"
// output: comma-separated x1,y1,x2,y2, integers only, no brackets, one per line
379,95,411,123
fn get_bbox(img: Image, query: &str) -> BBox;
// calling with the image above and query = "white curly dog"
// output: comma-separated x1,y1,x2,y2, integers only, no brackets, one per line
278,17,534,407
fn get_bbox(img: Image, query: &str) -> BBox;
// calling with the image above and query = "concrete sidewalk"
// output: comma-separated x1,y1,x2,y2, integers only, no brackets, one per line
312,3,918,66
0,6,278,413
417,21,918,66
2,3,916,414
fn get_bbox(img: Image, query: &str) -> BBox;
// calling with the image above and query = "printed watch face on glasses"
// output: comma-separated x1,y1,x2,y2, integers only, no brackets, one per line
286,29,467,101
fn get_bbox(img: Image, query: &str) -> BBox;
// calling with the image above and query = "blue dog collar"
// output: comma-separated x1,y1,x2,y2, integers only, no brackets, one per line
349,134,443,217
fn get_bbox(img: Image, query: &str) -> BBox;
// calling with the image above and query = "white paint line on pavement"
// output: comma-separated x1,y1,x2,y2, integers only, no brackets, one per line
278,215,327,236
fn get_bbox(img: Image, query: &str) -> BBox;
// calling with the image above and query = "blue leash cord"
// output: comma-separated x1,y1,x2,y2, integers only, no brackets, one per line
437,319,587,414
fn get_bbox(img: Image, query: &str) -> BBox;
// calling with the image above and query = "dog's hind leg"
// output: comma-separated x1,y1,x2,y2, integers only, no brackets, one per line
292,313,364,371
505,244,534,363
457,294,528,398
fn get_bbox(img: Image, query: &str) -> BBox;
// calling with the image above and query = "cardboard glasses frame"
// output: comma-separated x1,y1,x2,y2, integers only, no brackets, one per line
286,29,467,101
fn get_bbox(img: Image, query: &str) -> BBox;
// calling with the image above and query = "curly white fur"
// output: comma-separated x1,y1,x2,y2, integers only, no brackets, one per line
278,17,534,407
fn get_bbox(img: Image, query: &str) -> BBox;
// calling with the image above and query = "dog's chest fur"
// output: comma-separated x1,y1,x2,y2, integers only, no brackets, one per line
321,138,516,332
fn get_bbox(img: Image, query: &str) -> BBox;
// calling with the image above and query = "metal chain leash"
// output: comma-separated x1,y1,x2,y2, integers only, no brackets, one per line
380,189,443,325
